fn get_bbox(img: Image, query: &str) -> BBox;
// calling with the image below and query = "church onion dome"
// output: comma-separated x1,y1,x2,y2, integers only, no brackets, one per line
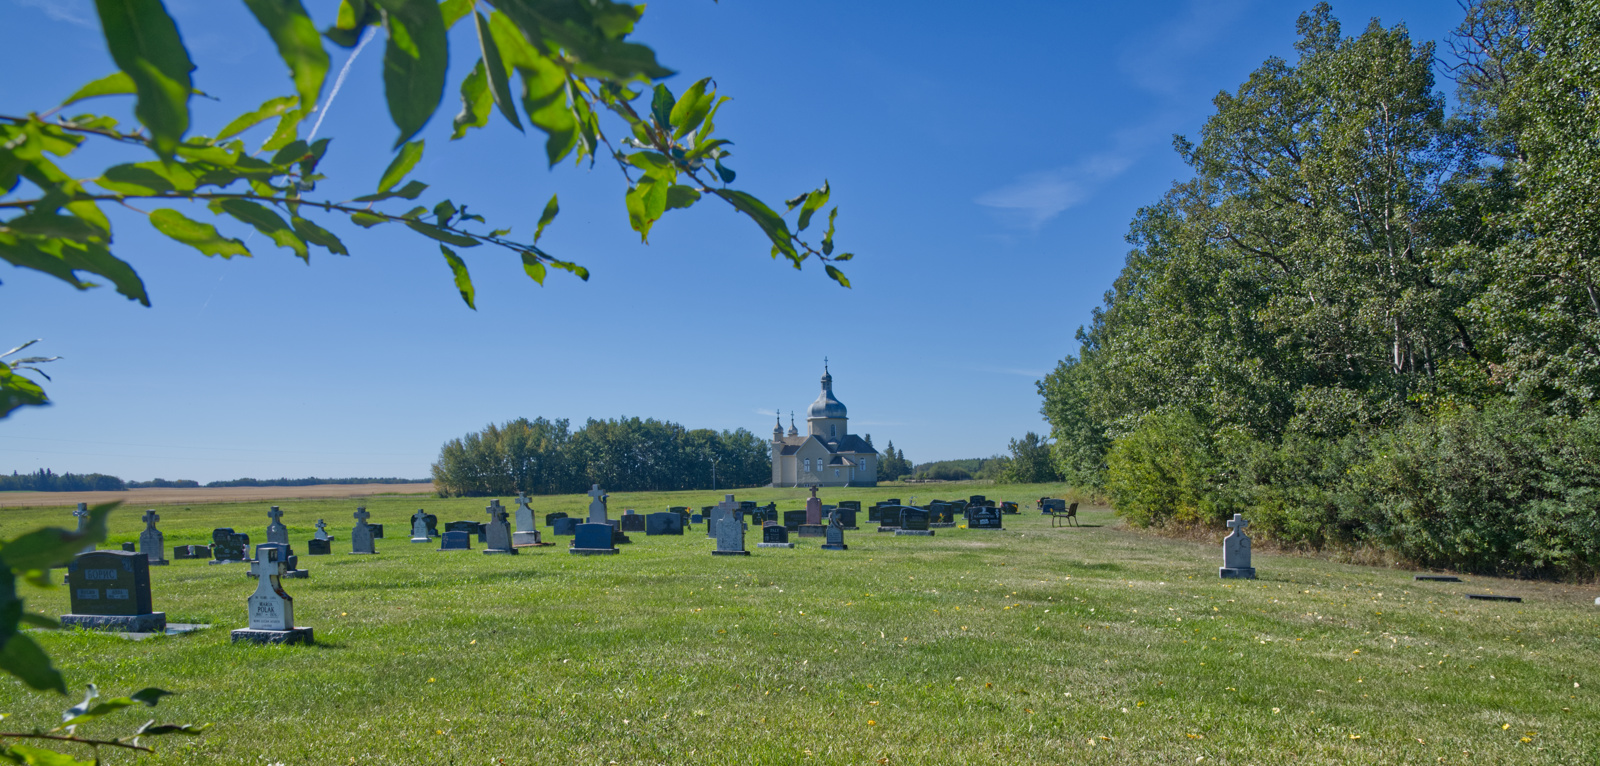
808,368,847,419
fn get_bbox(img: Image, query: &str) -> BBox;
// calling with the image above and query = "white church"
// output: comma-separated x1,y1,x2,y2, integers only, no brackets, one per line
770,364,878,487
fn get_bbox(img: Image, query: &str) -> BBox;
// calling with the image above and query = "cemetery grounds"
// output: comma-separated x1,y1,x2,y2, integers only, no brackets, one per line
1,481,1596,764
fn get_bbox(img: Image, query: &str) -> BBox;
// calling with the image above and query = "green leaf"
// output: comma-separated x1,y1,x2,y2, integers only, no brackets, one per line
378,139,424,193
0,633,64,695
713,189,796,261
372,0,448,148
325,0,379,48
714,159,735,184
149,209,251,258
352,179,428,202
696,95,729,146
518,57,577,167
438,0,472,27
0,501,115,573
404,220,479,247
216,95,299,141
349,211,385,228
92,0,196,160
3,742,93,764
665,184,700,211
215,199,308,261
535,193,558,243
545,256,588,280
96,161,198,194
290,215,348,255
0,366,50,419
625,176,669,242
520,251,545,285
650,83,674,132
270,139,311,166
438,245,475,308
4,213,104,243
473,12,522,131
821,207,836,255
798,181,829,232
59,72,135,108
669,78,713,139
451,59,492,139
0,562,18,648
0,235,149,305
825,264,851,288
241,0,329,119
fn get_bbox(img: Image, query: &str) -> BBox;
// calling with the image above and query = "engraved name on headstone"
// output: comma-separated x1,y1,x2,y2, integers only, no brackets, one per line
62,550,165,632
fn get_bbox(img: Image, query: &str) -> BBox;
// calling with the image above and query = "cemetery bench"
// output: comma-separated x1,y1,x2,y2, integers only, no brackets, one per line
1049,502,1079,527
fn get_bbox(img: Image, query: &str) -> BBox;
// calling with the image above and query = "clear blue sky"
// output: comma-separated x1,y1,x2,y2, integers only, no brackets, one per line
1,0,1465,482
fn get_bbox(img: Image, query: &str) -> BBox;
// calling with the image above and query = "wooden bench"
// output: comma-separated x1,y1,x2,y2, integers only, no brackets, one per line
1049,502,1079,527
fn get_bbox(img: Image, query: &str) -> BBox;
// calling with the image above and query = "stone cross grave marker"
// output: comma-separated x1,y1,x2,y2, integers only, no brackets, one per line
313,520,332,541
483,500,517,555
73,503,94,553
512,495,545,547
62,550,165,633
266,506,289,545
231,546,313,645
410,509,432,542
822,507,849,551
799,486,826,538
352,506,376,554
712,495,749,556
1219,514,1256,579
138,509,167,565
587,484,609,524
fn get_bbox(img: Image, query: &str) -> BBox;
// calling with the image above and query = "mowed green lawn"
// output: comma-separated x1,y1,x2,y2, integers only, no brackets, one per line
2,482,1596,764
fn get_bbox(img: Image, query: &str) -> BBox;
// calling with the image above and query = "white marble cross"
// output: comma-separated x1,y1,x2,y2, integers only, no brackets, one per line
73,502,90,526
587,485,609,524
248,548,293,631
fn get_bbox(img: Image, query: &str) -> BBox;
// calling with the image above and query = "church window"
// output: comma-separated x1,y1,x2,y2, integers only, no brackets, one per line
834,469,840,478
859,458,867,470
830,424,837,438
803,458,811,472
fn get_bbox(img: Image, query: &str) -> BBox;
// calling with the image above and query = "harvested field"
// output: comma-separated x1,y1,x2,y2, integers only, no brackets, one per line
0,482,435,508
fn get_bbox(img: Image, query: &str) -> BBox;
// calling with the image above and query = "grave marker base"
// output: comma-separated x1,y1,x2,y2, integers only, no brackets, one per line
146,560,170,566
757,542,795,549
61,613,166,633
207,560,245,565
1219,567,1256,579
930,523,956,528
895,530,935,536
1415,575,1462,582
797,525,826,538
482,548,519,555
820,543,848,551
1465,593,1521,602
230,626,314,645
248,570,308,579
410,537,431,543
876,527,900,533
569,547,620,555
712,550,751,556
511,532,549,547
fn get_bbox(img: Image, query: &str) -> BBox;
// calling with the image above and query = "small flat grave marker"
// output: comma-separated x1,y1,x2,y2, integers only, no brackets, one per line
1465,594,1521,602
231,546,313,645
62,550,165,633
1414,575,1461,582
438,530,472,551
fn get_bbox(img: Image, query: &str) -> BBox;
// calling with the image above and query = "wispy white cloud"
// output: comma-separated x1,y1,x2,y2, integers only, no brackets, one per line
974,150,1137,230
12,0,95,27
970,365,1048,379
1118,0,1255,96
754,408,780,418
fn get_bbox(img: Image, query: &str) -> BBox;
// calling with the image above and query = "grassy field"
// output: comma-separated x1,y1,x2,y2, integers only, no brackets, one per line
2,482,1596,764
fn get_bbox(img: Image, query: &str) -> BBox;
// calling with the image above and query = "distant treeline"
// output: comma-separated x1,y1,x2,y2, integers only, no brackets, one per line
912,457,1006,482
432,416,770,497
0,471,426,492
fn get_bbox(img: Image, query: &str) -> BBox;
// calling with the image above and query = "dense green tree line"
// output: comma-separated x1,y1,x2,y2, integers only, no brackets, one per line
0,469,124,492
1040,1,1600,579
431,416,771,496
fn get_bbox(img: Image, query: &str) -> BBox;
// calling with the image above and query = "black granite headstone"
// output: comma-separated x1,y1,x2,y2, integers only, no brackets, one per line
307,538,332,555
552,517,579,536
438,530,472,550
646,512,684,535
620,513,646,532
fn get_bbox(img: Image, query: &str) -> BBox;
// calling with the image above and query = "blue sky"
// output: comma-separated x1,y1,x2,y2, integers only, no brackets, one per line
0,0,1466,482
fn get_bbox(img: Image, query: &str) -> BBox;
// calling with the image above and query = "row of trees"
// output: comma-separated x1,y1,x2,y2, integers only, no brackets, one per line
0,469,124,492
431,416,771,496
1037,1,1600,579
876,440,913,482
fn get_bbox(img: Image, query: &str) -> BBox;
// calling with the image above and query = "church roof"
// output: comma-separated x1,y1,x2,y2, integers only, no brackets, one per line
807,366,848,419
774,433,877,456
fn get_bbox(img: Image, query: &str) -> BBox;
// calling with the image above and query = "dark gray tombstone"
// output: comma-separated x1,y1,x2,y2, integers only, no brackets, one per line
352,506,377,555
252,542,306,578
691,514,703,525
369,523,385,539
307,538,332,555
1001,501,1019,515
1219,514,1255,579
646,512,684,536
545,512,569,528
231,546,313,645
552,517,580,536
445,520,478,537
969,506,1002,529
61,550,164,633
265,506,290,545
438,530,472,551
758,523,794,549
822,508,848,551
835,508,858,530
783,510,807,531
570,522,619,555
884,498,901,507
607,519,632,545
138,509,167,565
209,528,250,564
1041,498,1066,514
877,506,903,532
711,495,749,556
896,508,934,536
120,541,135,552
172,544,208,560
483,500,517,555
968,495,985,506
476,522,488,544
620,511,646,533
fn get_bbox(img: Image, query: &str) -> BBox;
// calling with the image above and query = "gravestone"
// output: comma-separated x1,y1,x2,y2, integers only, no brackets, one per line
782,510,807,531
138,509,168,565
313,520,333,541
969,506,1002,530
570,522,619,555
606,519,633,545
483,499,517,555
545,512,569,528
351,506,377,555
231,546,313,645
476,522,488,544
1000,501,1019,515
758,523,794,549
929,502,956,527
307,538,331,555
61,550,165,632
121,541,136,552
410,509,433,543
867,505,882,523
438,530,472,551
587,485,610,524
1219,514,1255,579
369,523,384,539
711,495,749,556
968,495,986,506
884,498,901,507
821,507,849,551
646,512,684,536
513,494,545,547
265,506,290,545
172,545,208,560
209,528,250,564
798,486,827,538
834,508,858,530
896,507,934,536
838,500,861,512
552,517,580,536
877,506,902,532
691,514,703,525
1041,498,1066,514
620,511,646,533
445,521,478,537
73,503,94,554
252,542,306,578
